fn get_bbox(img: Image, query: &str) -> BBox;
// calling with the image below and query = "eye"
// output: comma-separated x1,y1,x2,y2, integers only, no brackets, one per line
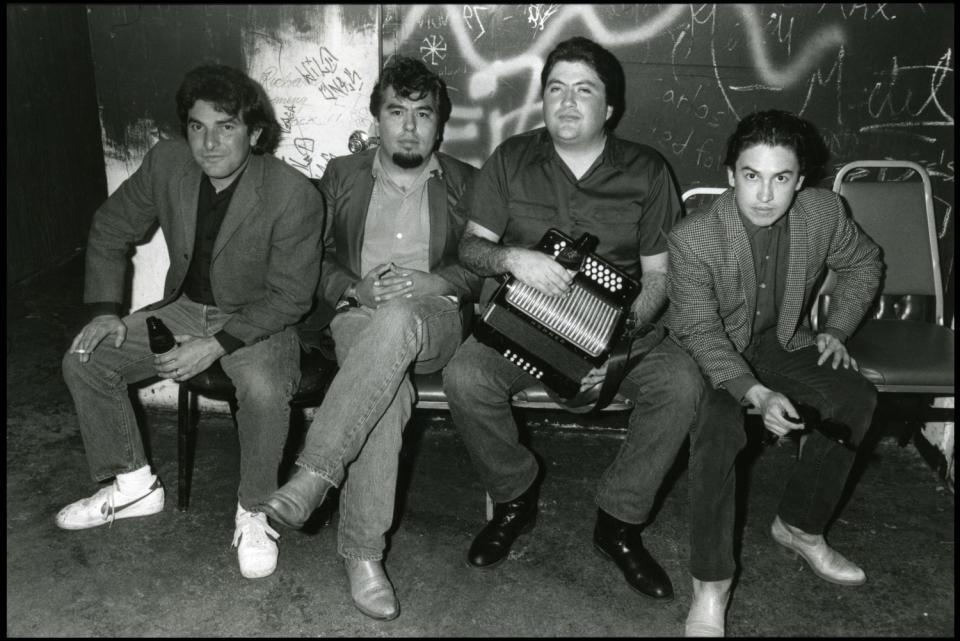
743,172,757,180
418,111,433,120
577,86,593,94
222,123,235,131
188,122,203,132
775,175,790,182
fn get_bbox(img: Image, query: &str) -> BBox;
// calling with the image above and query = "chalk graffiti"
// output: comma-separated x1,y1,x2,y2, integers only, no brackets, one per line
420,34,448,66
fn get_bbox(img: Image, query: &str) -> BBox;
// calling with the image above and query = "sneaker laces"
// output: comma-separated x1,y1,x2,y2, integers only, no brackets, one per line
95,484,120,528
232,512,280,549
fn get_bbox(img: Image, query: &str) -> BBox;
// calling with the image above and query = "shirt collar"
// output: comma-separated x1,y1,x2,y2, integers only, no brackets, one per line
371,149,442,184
737,207,790,238
529,126,627,171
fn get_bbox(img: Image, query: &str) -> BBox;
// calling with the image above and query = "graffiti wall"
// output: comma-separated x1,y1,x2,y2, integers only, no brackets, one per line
384,3,954,316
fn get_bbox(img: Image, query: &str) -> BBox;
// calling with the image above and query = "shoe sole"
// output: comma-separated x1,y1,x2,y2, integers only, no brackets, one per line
592,543,675,602
464,515,537,570
771,536,867,586
353,601,400,621
55,496,165,530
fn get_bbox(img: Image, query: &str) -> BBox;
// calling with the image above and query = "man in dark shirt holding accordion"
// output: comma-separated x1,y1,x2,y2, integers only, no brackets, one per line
443,37,706,603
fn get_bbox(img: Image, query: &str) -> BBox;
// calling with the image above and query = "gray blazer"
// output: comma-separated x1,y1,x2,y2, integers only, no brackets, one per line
665,187,881,389
83,138,324,345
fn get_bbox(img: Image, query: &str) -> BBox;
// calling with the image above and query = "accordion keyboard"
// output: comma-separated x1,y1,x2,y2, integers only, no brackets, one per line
504,281,618,357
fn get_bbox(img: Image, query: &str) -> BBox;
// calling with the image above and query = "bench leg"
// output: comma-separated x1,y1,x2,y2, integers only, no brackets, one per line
177,384,196,511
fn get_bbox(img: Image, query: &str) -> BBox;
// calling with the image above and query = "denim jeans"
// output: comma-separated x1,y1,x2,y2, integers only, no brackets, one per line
688,329,877,581
442,328,706,525
294,296,463,560
61,296,301,509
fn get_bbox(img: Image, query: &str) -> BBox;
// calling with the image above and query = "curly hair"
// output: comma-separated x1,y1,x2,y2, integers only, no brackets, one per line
540,36,626,132
175,64,281,155
369,56,452,144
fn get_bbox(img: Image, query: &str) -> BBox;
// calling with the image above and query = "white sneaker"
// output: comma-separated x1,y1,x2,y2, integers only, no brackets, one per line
233,505,279,579
56,477,164,530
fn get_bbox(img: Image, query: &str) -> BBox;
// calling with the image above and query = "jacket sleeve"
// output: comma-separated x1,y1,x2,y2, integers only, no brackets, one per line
317,162,359,308
666,230,754,390
820,196,882,338
83,143,165,306
219,177,324,344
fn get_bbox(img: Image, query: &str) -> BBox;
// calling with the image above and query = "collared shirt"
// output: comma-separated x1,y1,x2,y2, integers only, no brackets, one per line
360,151,438,277
742,210,790,337
182,172,245,353
467,127,682,305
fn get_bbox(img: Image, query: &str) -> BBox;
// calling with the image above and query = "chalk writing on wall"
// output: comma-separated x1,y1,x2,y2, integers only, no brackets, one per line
385,3,954,314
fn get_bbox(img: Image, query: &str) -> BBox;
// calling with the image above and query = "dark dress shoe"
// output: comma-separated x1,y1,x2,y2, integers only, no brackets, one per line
593,508,674,600
467,484,538,568
256,466,332,529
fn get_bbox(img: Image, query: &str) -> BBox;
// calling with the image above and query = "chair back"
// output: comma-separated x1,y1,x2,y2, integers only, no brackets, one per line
681,187,727,217
829,161,943,326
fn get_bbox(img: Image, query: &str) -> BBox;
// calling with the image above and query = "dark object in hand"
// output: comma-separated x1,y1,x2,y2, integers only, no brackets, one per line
147,316,176,354
765,402,856,450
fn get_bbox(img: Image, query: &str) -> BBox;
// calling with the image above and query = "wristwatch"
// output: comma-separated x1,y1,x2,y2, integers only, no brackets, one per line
335,286,361,312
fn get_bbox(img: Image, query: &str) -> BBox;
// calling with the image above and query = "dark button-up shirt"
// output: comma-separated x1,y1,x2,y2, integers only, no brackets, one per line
467,127,681,305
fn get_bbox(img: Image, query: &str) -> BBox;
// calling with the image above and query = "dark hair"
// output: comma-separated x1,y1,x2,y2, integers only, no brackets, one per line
370,56,452,145
540,36,625,131
176,64,280,155
723,109,829,180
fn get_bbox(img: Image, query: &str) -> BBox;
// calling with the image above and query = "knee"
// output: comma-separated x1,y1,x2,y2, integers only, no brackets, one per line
370,300,421,338
654,349,708,406
231,368,295,406
442,346,502,406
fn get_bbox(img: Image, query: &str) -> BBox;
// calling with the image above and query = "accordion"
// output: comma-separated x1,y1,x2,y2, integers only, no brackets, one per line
475,228,641,400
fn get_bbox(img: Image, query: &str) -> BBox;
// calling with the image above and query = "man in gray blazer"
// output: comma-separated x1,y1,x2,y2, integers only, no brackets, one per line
57,65,323,581
666,110,881,636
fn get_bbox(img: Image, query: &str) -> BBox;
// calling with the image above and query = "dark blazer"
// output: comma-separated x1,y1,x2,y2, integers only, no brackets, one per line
83,139,324,345
301,148,481,338
665,187,881,389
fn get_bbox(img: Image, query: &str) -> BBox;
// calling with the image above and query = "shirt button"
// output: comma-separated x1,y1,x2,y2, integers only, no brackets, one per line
760,283,767,288
756,311,761,315
396,233,403,239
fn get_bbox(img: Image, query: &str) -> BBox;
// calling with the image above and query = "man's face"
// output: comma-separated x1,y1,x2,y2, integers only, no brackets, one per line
376,85,439,170
727,143,805,227
186,99,261,190
542,60,613,149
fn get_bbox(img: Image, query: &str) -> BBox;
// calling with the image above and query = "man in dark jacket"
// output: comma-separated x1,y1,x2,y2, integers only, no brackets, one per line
258,57,480,621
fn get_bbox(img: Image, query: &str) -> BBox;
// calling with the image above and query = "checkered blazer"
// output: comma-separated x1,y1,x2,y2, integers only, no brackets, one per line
665,187,881,389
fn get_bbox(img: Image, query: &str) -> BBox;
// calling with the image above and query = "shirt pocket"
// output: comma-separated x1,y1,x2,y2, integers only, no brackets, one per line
507,201,556,220
591,206,637,226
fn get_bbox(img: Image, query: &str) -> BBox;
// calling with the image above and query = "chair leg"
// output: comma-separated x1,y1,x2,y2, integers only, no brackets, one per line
177,384,196,511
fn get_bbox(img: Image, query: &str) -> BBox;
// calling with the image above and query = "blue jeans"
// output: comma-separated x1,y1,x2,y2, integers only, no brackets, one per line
688,329,878,581
442,328,706,525
294,296,464,560
61,296,301,509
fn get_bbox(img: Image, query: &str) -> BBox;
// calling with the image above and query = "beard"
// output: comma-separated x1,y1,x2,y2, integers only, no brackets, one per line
392,151,425,169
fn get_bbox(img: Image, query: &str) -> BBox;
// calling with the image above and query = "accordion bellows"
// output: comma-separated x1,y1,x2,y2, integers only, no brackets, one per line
476,228,641,399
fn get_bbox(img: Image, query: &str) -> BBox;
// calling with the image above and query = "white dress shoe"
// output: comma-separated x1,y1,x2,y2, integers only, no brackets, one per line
344,558,399,620
771,515,866,586
685,578,731,637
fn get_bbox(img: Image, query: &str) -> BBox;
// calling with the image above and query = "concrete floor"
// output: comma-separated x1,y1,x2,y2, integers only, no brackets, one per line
6,255,955,637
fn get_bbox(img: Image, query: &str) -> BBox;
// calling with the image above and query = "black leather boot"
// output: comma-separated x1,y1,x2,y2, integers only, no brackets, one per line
593,508,674,600
466,483,539,568
256,466,333,529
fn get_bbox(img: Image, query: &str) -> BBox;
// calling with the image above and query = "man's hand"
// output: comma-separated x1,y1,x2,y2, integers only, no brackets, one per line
69,314,126,363
579,361,608,393
815,332,858,370
154,334,226,382
375,266,456,303
506,248,575,296
355,263,455,307
744,384,805,438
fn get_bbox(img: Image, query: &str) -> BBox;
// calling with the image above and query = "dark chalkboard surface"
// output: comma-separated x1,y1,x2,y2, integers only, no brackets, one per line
384,4,954,313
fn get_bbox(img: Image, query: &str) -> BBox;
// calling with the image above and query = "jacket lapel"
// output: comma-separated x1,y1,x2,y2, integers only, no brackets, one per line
348,166,375,276
212,154,262,261
427,166,446,268
719,193,757,334
178,163,202,257
778,201,808,344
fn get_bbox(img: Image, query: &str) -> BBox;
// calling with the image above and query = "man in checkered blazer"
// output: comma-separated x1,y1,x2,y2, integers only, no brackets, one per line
665,110,881,637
